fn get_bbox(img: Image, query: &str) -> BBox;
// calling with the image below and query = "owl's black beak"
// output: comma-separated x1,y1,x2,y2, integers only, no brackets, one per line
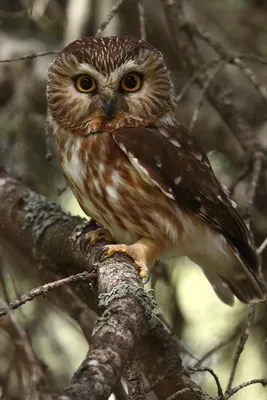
103,98,117,119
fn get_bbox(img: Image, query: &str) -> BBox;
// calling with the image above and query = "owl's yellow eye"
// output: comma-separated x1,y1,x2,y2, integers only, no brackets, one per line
74,75,97,93
120,73,142,92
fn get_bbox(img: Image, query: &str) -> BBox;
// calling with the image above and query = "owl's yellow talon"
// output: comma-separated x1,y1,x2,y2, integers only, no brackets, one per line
104,241,156,279
104,244,129,257
88,228,114,245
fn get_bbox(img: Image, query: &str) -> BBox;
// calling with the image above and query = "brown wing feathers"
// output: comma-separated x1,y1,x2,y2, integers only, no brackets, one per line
112,125,265,300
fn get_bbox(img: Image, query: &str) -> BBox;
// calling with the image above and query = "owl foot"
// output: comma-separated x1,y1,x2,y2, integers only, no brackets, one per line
104,237,163,279
88,228,114,245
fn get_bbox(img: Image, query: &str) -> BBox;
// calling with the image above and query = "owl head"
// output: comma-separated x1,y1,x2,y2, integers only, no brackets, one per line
47,36,176,135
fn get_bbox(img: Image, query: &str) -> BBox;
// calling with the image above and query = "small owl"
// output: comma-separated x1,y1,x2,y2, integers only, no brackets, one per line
47,36,266,305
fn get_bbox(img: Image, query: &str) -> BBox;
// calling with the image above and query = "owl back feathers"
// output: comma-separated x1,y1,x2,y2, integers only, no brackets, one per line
113,125,266,304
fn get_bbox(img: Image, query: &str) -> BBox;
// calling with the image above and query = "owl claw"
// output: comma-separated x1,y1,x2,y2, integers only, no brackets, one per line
88,228,114,245
104,243,149,280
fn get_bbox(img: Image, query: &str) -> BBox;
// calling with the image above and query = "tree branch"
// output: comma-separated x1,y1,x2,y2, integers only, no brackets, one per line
0,171,211,400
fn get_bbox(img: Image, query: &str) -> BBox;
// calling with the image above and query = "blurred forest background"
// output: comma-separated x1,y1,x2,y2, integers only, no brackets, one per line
1,0,267,399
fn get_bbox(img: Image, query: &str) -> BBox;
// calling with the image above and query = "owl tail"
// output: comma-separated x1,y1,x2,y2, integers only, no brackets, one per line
202,268,235,306
225,241,266,304
223,271,266,304
203,249,266,305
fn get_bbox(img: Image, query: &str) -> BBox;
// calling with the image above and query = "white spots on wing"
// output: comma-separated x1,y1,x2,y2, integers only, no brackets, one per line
230,199,238,209
191,152,203,161
217,195,223,202
155,155,162,168
129,153,150,180
170,138,181,148
174,176,181,185
221,183,230,196
125,150,175,201
159,128,169,138
164,189,175,200
203,160,210,168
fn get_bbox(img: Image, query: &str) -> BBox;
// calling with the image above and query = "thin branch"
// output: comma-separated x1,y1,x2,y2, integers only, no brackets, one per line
240,53,267,67
226,378,267,398
257,236,267,255
45,120,53,161
0,51,58,64
187,367,224,399
183,21,267,102
193,329,239,368
189,59,227,131
167,388,203,400
0,272,97,317
1,300,52,399
243,151,264,226
138,0,146,41
232,57,267,102
95,0,125,37
176,58,219,103
226,304,255,392
163,0,261,153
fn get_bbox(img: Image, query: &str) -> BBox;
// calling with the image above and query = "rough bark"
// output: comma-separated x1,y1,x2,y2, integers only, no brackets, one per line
0,170,212,400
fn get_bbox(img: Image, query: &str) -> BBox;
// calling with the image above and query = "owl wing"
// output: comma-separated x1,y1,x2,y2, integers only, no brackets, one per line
112,124,265,302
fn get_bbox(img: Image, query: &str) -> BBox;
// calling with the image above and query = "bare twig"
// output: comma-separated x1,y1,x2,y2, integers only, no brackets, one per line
226,378,267,398
189,59,227,130
0,271,97,317
232,57,267,102
57,183,69,196
95,0,125,37
125,352,146,400
187,367,224,399
1,300,52,399
193,329,240,368
257,236,267,255
163,0,261,153
138,0,146,41
176,58,219,103
182,21,267,102
167,388,203,400
243,151,264,226
0,51,58,64
226,304,255,391
45,120,53,161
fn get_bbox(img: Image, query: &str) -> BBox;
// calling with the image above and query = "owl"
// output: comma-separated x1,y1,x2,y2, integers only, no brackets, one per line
47,36,266,305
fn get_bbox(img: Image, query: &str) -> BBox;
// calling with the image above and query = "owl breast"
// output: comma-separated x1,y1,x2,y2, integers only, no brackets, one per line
58,130,184,246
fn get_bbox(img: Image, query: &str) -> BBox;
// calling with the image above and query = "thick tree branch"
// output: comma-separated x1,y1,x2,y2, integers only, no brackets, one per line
0,171,211,400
